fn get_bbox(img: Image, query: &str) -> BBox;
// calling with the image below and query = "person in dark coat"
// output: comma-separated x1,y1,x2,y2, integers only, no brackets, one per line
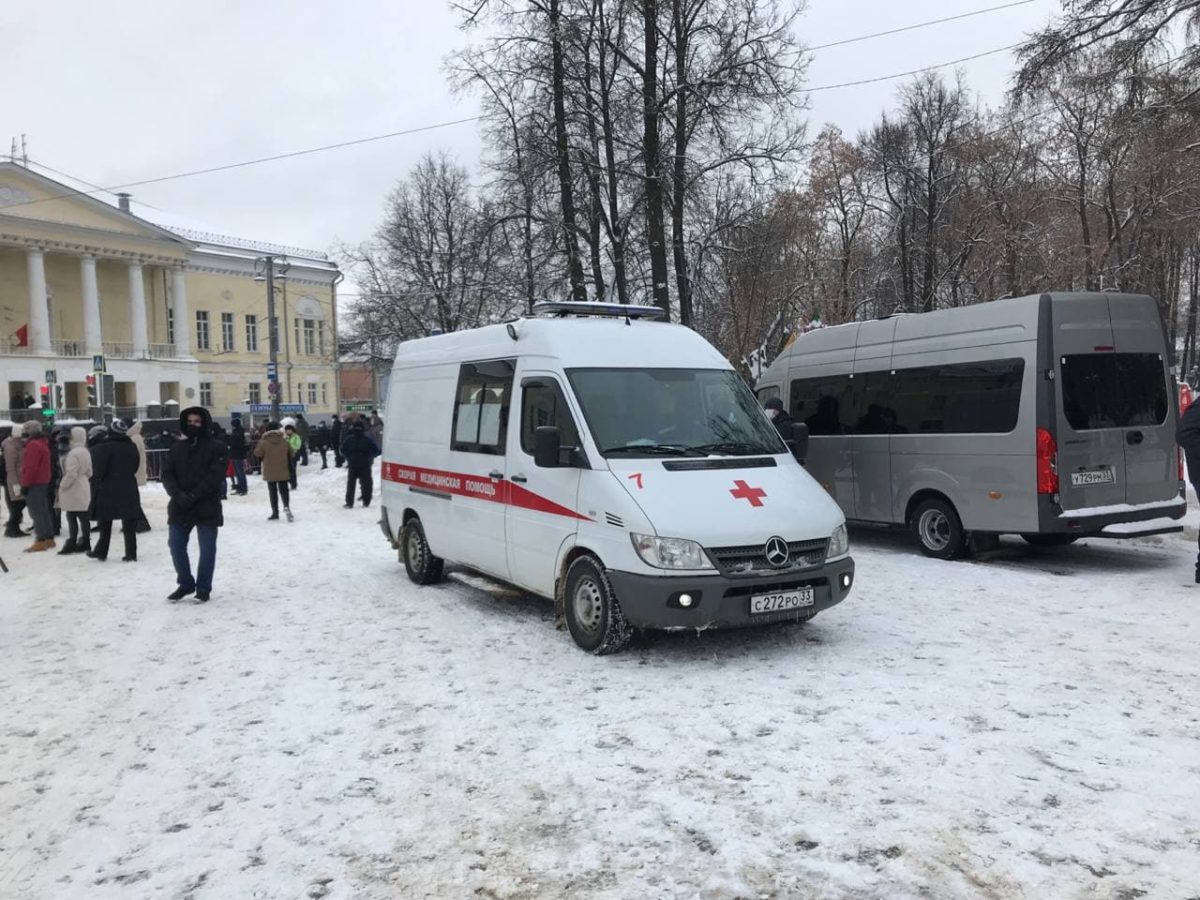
228,418,249,495
1177,400,1200,582
763,397,795,439
87,418,141,561
160,406,226,602
330,413,344,468
340,418,380,508
314,421,331,469
295,414,310,466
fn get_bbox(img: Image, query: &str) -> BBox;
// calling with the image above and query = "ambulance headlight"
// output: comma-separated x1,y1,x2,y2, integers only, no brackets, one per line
630,534,714,570
827,524,849,560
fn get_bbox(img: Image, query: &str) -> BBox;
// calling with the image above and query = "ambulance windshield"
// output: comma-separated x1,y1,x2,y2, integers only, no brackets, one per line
567,368,786,457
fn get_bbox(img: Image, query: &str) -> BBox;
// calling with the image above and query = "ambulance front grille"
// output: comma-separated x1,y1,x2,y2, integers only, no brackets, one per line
706,538,828,577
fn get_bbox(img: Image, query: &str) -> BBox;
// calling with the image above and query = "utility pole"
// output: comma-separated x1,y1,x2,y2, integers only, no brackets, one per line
262,255,281,422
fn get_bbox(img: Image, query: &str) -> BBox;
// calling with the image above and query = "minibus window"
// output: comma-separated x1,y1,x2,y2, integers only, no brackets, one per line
568,369,785,457
520,381,580,453
452,360,515,454
1060,353,1168,431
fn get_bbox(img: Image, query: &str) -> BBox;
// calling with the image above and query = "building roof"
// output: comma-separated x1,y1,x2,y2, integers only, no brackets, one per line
11,160,336,272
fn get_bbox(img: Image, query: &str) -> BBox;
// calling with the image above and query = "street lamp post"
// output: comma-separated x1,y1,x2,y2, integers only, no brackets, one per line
255,255,285,422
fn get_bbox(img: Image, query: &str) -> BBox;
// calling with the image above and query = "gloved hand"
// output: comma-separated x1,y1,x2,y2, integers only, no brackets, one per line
175,491,196,509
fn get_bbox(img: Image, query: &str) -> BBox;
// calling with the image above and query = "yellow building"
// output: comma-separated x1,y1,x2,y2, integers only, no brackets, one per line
0,161,340,423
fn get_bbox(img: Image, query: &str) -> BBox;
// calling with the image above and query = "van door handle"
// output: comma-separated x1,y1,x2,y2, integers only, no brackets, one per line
1126,431,1144,445
511,474,527,483
489,470,505,480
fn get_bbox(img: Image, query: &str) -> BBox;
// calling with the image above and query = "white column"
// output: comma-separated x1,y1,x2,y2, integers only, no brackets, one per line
26,248,52,354
128,261,149,355
171,266,190,357
81,255,103,356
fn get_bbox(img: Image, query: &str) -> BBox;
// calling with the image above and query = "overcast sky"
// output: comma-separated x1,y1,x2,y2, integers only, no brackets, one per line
8,0,1060,289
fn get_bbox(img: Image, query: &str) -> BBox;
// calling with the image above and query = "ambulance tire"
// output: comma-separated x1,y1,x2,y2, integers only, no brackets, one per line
564,555,632,655
402,518,444,585
911,497,967,560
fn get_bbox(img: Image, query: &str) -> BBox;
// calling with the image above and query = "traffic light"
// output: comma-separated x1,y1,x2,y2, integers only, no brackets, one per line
39,384,53,417
53,384,64,411
86,374,98,408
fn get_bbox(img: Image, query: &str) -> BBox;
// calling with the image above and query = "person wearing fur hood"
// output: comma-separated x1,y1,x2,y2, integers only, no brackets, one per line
57,427,93,554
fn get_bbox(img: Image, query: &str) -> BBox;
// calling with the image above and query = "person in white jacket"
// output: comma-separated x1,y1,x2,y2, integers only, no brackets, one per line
125,419,151,533
56,427,93,555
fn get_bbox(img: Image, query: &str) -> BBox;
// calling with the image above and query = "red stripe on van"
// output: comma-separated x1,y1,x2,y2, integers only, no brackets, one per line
382,462,592,522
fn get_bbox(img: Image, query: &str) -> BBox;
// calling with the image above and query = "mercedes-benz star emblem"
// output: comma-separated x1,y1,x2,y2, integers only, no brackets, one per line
764,536,790,568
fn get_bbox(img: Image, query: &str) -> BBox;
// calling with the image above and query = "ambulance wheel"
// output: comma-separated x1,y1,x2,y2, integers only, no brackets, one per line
912,497,967,560
402,518,444,585
1021,534,1078,548
564,555,632,655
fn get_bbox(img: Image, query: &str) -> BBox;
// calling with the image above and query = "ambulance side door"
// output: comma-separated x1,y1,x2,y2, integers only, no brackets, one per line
505,371,586,597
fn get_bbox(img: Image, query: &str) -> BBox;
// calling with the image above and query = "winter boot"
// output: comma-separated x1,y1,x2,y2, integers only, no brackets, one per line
284,507,294,523
3,524,23,539
57,538,78,555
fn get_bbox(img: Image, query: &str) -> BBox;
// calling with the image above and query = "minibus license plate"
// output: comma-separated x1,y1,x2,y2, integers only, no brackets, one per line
750,587,815,615
1071,468,1115,487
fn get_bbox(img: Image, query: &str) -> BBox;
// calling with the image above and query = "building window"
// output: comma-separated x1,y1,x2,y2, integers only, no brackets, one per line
195,311,210,351
294,318,301,356
317,321,325,356
199,381,213,408
221,313,235,352
307,383,318,405
303,320,316,355
167,308,175,344
321,382,327,405
248,382,261,405
245,314,258,352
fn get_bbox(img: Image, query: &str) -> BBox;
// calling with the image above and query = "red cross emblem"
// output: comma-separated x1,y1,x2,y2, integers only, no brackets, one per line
730,480,767,507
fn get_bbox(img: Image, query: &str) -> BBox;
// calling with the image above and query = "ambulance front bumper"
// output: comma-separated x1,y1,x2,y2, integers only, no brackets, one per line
607,557,854,630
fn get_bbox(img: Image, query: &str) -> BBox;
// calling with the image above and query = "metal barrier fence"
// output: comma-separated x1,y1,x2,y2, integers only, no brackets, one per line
146,449,169,481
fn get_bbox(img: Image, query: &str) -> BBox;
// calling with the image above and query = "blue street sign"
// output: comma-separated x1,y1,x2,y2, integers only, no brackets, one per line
92,354,106,373
249,403,305,414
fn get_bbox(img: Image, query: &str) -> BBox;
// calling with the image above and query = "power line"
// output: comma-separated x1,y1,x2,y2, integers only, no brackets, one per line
802,43,1024,93
808,0,1039,52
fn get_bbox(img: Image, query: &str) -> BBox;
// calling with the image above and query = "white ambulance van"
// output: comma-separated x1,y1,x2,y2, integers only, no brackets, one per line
379,302,854,654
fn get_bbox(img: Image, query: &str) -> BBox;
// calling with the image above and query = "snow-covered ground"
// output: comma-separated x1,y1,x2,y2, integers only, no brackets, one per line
1,463,1198,899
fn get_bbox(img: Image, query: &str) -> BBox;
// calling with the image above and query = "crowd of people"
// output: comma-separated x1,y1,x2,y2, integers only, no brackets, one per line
1,409,384,601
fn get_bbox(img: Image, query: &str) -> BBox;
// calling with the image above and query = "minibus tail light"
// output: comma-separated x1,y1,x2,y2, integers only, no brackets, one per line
1036,427,1059,495
1179,445,1185,482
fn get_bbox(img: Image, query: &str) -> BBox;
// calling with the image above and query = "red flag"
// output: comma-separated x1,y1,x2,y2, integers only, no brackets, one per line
14,324,28,347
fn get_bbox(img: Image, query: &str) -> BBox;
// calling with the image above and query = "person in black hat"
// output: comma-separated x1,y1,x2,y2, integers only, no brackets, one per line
161,406,226,602
340,417,380,508
763,396,795,439
87,417,141,562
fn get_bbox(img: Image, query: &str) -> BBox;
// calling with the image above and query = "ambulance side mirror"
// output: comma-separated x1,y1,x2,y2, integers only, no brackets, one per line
788,422,809,464
534,426,563,468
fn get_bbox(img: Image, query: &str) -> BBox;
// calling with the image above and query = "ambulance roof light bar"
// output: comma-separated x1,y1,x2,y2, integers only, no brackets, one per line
531,301,666,322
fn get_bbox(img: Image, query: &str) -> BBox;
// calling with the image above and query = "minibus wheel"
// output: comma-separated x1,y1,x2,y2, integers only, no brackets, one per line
563,555,632,655
911,497,967,560
401,518,444,585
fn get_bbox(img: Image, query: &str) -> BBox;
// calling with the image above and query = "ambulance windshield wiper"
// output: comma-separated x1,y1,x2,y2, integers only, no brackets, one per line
688,441,775,456
602,444,700,456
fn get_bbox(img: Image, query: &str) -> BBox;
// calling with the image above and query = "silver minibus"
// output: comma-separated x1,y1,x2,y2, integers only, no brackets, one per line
756,293,1185,557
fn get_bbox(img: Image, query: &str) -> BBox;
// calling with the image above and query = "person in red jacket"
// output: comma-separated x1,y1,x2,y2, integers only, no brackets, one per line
19,421,54,552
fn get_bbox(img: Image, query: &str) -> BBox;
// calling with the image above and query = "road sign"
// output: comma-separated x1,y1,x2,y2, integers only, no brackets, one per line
249,403,305,415
267,381,279,395
267,362,278,379
44,369,56,384
344,402,374,412
92,354,106,373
